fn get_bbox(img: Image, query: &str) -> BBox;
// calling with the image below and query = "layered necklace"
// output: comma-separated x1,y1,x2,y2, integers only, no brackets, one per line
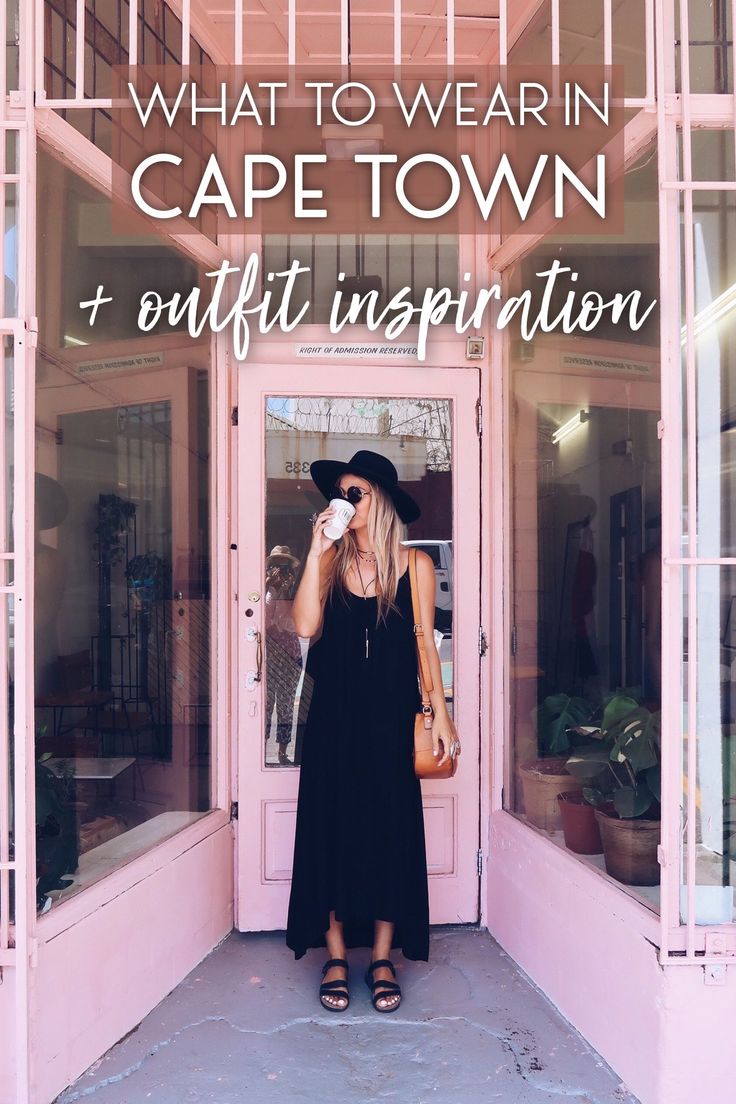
355,547,377,597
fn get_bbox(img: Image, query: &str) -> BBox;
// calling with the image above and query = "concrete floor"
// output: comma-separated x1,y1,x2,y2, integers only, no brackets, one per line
56,928,639,1104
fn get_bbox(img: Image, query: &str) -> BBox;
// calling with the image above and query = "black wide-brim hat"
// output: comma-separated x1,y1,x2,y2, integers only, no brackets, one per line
310,449,421,524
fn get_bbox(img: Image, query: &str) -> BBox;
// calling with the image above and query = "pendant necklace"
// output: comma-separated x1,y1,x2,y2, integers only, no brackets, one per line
355,557,376,658
355,556,376,595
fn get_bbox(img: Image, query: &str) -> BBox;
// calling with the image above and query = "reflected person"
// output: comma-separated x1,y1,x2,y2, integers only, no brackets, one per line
265,545,303,766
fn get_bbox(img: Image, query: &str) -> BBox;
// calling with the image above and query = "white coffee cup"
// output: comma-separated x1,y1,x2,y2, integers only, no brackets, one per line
324,498,356,540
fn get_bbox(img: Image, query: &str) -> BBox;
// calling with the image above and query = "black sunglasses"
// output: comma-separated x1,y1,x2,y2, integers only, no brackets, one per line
333,484,372,505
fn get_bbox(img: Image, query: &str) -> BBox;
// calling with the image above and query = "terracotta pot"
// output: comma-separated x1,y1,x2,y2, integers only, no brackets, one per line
519,758,582,831
595,804,661,885
557,791,603,854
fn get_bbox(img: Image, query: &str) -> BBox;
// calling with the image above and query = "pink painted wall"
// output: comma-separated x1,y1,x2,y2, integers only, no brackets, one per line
0,967,16,1101
27,824,233,1104
487,811,736,1104
658,966,736,1104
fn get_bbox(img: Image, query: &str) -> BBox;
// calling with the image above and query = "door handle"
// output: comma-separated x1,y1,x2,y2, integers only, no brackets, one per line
245,628,263,688
255,630,263,682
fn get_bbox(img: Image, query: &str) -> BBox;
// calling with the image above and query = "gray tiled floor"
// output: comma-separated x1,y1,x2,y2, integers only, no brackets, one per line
57,928,639,1103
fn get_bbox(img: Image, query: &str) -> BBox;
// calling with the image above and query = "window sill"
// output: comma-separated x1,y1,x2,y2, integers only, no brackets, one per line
35,807,232,941
491,808,662,943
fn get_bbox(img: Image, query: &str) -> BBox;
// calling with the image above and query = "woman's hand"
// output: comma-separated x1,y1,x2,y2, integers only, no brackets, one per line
412,548,461,767
430,707,459,767
308,506,336,560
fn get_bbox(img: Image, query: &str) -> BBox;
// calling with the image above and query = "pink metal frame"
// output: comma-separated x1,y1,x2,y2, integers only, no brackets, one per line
7,6,736,1100
655,0,736,964
3,3,38,1101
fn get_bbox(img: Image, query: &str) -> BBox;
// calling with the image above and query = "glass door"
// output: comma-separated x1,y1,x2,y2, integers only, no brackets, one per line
235,364,481,932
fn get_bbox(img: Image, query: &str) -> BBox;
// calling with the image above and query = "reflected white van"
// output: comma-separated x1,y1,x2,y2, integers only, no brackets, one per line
403,539,453,634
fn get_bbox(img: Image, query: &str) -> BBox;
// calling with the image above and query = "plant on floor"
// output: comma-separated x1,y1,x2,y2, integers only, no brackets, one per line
565,692,661,819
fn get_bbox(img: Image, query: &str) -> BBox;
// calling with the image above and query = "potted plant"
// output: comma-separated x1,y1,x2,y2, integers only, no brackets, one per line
565,693,661,884
35,753,81,910
558,694,640,854
519,694,592,831
556,789,603,854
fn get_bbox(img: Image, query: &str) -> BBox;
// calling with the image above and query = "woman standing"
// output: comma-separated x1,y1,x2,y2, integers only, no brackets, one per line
286,450,459,1013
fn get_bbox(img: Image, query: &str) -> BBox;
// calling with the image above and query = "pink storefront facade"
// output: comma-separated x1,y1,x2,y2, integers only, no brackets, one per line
2,2,736,1102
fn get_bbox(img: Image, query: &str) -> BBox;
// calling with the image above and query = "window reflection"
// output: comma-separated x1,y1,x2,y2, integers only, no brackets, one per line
263,396,454,768
33,148,212,912
507,145,663,909
679,171,736,922
265,546,303,767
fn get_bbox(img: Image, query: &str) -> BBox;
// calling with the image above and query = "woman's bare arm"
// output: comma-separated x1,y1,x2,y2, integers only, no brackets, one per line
415,549,457,765
292,507,337,637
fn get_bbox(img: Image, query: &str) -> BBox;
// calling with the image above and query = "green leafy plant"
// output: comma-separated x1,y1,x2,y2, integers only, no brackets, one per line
533,693,594,756
565,692,661,819
35,753,80,908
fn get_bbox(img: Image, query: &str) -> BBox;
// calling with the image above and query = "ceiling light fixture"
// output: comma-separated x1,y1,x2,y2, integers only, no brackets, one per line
552,409,589,445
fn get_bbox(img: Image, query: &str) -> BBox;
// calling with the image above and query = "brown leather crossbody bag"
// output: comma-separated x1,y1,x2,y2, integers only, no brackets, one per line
408,548,458,780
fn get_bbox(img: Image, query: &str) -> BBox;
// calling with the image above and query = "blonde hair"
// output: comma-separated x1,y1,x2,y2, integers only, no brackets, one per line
328,480,405,623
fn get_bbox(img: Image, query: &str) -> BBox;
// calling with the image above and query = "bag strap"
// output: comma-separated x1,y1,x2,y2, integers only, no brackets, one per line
408,548,434,715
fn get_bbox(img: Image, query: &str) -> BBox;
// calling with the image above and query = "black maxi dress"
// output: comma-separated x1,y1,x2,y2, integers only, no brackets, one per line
286,568,430,961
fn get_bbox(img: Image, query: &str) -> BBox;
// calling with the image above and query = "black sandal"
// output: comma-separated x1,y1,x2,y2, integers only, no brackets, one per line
364,958,401,1013
319,957,350,1012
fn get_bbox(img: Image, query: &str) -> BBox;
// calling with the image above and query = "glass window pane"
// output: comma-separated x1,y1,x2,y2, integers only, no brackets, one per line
263,396,453,767
34,148,213,913
506,144,662,910
4,183,17,317
688,0,733,94
5,132,18,176
680,190,736,558
681,567,736,923
6,0,19,90
1,333,14,934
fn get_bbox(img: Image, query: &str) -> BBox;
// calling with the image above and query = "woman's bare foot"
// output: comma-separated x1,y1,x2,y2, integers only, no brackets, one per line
371,919,400,1010
320,961,349,1010
370,962,401,1011
321,912,349,1010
